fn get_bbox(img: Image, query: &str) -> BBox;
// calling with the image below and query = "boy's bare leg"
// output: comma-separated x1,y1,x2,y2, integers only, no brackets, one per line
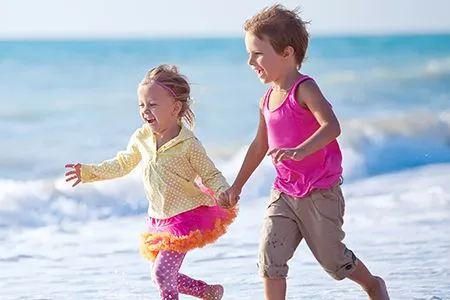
264,277,286,300
348,259,389,300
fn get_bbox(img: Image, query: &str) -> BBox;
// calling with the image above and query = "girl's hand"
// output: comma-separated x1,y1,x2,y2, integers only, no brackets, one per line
267,148,304,164
65,163,82,187
218,186,241,209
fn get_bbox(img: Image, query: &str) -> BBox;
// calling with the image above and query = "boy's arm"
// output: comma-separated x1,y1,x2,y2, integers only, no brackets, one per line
294,80,341,157
189,138,229,197
80,132,143,183
231,97,269,192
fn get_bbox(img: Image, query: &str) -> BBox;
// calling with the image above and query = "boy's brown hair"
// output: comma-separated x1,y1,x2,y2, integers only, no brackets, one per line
244,4,309,68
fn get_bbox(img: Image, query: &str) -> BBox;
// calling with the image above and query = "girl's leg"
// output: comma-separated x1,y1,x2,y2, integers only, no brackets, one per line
177,273,223,299
152,250,185,299
177,273,207,297
152,250,224,299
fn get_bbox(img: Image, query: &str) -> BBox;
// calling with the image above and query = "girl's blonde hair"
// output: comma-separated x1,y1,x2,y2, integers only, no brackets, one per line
140,64,195,128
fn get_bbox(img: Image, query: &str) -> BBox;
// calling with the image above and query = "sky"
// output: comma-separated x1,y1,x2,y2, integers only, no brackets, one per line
1,0,450,38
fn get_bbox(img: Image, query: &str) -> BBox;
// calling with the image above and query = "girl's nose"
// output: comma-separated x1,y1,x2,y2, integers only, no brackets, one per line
143,110,152,118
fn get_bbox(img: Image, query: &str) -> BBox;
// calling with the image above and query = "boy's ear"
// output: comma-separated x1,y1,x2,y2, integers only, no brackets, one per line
283,46,295,59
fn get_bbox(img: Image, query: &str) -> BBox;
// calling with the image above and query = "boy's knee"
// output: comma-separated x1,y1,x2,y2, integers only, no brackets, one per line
258,238,290,279
258,262,289,278
320,250,358,280
324,260,357,280
258,224,297,279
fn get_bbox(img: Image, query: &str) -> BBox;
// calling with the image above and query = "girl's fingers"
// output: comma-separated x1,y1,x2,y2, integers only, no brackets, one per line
72,179,81,187
65,164,81,186
65,175,78,182
65,170,77,177
65,163,81,169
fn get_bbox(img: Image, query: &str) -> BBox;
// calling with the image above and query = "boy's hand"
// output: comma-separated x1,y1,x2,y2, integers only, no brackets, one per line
65,163,82,187
267,148,304,164
218,185,241,209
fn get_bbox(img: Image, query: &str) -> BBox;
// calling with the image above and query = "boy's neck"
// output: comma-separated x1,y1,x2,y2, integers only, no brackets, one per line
272,69,301,92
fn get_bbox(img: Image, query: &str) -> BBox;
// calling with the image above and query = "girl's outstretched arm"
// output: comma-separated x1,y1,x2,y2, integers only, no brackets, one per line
65,129,143,186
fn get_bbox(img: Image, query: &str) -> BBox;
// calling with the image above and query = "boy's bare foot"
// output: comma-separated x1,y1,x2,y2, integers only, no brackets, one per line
366,276,389,300
202,284,224,300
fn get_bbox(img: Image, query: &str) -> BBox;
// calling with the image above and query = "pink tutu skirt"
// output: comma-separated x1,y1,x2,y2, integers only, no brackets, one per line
139,184,237,261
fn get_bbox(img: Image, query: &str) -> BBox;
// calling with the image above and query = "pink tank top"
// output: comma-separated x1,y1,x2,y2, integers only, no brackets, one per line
263,75,343,198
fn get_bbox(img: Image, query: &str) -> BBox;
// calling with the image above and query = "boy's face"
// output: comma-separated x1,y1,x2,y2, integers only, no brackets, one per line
245,32,285,84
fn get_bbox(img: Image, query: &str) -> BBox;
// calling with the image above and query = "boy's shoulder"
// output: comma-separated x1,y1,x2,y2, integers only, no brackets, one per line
259,95,266,110
294,75,321,96
295,76,334,109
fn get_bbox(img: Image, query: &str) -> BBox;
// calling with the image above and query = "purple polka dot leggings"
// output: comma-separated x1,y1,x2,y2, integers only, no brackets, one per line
151,250,207,299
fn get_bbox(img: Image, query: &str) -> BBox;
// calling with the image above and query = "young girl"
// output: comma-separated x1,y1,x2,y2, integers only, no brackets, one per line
218,5,390,300
65,64,237,300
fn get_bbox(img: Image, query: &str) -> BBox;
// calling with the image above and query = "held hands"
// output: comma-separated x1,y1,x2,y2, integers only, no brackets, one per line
267,148,304,164
218,185,241,209
65,163,82,187
217,148,305,208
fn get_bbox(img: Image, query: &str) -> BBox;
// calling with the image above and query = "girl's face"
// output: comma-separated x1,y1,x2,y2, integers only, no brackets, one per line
245,32,286,84
138,82,181,135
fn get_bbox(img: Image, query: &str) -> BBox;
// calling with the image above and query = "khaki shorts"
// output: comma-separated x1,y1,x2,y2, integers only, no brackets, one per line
258,182,357,280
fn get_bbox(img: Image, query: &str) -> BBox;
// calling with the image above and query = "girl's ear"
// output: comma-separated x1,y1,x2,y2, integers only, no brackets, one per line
173,100,183,117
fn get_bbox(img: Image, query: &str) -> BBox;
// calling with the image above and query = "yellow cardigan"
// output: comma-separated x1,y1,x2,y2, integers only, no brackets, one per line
80,125,229,219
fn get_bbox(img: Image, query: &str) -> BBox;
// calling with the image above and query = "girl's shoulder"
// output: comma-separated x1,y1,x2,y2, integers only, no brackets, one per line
132,125,151,140
136,124,151,134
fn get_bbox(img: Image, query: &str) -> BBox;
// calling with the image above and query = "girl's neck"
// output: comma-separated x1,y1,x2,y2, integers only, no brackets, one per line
155,123,181,149
272,69,301,92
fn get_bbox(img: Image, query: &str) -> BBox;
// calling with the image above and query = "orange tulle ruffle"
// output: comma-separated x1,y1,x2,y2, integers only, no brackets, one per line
139,206,237,261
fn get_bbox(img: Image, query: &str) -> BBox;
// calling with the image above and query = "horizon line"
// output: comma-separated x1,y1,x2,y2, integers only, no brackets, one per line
1,30,449,42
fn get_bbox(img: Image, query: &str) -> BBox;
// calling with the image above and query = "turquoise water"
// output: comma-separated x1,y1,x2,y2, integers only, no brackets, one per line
0,34,449,179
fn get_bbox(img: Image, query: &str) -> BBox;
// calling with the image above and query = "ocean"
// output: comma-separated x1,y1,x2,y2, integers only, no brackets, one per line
1,34,449,299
